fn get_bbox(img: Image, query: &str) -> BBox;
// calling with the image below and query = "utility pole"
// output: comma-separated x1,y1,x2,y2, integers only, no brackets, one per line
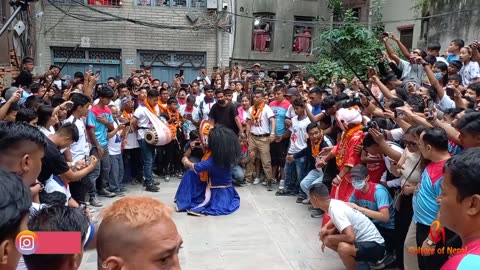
217,0,223,68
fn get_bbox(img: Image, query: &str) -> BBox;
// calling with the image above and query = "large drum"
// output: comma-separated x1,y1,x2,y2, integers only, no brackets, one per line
143,110,172,146
145,128,160,145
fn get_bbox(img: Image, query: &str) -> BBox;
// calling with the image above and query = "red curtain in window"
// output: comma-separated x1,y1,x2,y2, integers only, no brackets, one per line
294,30,311,53
253,29,268,51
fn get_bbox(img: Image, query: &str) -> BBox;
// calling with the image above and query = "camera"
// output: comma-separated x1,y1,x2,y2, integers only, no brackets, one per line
363,120,380,133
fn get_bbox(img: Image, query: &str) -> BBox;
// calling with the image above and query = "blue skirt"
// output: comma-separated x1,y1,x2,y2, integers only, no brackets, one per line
174,169,240,216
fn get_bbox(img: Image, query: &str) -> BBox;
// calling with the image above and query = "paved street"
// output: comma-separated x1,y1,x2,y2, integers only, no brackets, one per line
79,176,344,270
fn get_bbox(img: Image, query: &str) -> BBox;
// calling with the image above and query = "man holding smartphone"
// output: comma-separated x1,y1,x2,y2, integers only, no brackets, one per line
382,32,426,85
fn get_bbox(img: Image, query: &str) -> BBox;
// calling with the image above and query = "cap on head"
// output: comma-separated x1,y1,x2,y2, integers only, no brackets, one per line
5,87,32,106
350,164,368,181
285,87,298,96
253,63,261,68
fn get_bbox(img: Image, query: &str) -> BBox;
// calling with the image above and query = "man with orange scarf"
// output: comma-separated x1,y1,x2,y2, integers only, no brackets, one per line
131,89,161,192
161,97,183,177
245,89,276,190
317,107,365,226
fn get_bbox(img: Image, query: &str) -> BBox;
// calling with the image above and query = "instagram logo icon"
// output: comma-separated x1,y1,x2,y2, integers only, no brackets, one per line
15,230,38,255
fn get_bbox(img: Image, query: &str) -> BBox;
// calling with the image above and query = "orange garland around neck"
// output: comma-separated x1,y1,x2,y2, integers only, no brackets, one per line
199,150,212,182
311,130,324,158
251,101,265,121
167,108,180,135
143,100,158,116
336,123,363,168
122,110,132,120
158,100,168,113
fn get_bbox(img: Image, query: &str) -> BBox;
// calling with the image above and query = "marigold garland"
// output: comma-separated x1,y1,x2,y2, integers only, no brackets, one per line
336,124,363,168
311,130,324,157
143,100,158,116
167,107,180,136
251,101,265,123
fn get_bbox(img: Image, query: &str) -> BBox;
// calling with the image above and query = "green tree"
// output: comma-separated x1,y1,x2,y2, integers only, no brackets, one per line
307,4,384,86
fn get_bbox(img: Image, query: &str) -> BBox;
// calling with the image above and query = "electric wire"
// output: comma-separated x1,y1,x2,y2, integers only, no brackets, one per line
45,0,480,31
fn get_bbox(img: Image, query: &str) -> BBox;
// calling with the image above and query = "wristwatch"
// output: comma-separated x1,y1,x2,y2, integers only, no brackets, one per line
426,239,437,246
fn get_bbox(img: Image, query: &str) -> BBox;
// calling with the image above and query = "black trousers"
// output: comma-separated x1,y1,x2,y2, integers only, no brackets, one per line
394,194,414,269
375,225,395,254
165,140,182,172
416,223,461,270
69,176,90,203
123,147,143,183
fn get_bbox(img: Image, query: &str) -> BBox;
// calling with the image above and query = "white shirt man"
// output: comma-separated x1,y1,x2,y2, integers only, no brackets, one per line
133,104,160,140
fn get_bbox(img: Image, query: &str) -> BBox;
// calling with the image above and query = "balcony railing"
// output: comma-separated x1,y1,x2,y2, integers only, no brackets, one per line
136,0,206,8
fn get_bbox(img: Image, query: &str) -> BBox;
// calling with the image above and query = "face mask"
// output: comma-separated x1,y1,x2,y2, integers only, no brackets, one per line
434,72,443,80
199,84,204,90
352,179,366,190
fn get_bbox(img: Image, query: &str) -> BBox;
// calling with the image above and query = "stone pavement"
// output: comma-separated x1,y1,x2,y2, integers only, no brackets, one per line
79,176,345,270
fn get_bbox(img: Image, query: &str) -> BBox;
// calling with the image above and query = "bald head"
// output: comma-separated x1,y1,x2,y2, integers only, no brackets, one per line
97,197,182,270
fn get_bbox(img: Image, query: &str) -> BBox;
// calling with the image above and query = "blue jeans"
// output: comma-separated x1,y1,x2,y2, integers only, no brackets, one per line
139,139,155,185
109,154,124,192
284,156,307,193
232,165,245,181
300,169,324,199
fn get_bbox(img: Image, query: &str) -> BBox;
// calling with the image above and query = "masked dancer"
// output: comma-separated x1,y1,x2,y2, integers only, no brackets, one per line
175,121,241,216
317,107,365,226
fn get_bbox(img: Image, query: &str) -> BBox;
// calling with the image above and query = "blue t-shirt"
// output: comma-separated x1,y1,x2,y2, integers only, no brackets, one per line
448,140,463,155
350,182,395,229
269,99,291,136
312,105,322,116
86,105,114,147
412,160,447,226
446,53,460,63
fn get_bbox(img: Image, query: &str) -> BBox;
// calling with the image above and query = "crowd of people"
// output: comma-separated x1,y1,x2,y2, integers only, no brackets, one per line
1,32,480,270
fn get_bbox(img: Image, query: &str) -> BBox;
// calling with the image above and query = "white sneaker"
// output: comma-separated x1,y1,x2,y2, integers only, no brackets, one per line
253,178,261,185
278,179,285,190
261,181,268,186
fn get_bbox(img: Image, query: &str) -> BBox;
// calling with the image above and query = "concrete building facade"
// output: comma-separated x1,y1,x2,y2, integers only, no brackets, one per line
231,0,329,73
35,0,234,83
419,0,480,50
349,0,479,53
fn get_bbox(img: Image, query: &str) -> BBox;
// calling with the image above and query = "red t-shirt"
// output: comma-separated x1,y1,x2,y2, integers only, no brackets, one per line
366,153,387,183
441,239,480,270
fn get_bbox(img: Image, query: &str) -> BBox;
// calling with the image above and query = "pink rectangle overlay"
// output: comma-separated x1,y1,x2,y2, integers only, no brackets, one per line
35,232,82,254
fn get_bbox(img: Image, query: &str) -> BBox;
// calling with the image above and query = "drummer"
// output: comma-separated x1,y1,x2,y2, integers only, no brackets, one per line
131,89,161,192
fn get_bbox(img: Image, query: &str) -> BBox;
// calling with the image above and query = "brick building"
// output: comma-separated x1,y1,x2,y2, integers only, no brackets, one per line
35,0,233,83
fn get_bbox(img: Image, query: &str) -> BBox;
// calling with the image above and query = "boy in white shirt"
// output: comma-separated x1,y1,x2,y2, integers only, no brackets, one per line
277,98,310,195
